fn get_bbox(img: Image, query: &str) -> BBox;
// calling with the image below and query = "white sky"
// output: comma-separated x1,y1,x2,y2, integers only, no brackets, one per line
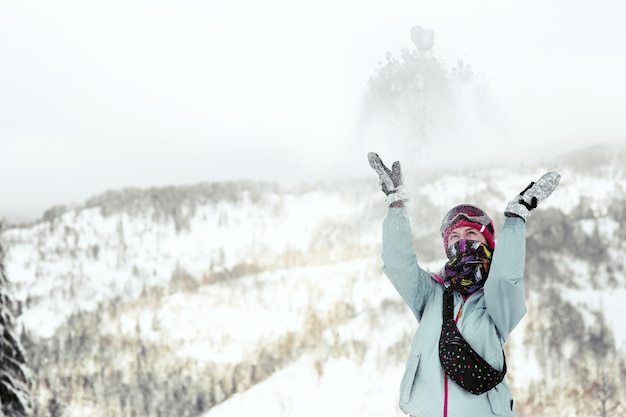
1,0,625,222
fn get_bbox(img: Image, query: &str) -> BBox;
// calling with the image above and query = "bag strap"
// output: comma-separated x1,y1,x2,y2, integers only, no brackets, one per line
441,286,507,373
442,286,455,322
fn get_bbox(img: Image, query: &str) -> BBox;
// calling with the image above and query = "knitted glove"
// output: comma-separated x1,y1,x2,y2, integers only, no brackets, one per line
368,152,409,207
505,171,561,220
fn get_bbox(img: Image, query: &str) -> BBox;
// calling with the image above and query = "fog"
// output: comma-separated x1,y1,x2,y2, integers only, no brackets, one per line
1,0,625,222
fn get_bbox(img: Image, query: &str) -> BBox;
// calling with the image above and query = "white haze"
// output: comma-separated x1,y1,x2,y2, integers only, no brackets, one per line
1,0,626,222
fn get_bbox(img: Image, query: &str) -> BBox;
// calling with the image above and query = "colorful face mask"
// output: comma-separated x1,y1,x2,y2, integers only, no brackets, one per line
442,239,493,296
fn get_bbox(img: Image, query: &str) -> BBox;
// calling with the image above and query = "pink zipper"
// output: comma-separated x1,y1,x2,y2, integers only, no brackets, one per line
444,373,449,417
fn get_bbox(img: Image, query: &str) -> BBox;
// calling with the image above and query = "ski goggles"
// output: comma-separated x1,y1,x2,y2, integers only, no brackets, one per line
440,204,493,235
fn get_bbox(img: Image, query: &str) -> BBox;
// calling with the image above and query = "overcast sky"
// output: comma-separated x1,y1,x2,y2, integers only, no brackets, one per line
1,0,625,222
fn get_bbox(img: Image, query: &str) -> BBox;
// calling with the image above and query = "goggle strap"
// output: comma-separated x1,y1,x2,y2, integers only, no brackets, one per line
440,213,491,235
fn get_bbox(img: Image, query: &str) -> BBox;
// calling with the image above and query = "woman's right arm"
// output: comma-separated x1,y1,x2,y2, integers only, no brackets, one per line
381,206,436,321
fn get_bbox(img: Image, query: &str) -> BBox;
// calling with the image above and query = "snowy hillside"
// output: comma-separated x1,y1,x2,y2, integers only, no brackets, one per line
1,143,626,417
2,183,382,339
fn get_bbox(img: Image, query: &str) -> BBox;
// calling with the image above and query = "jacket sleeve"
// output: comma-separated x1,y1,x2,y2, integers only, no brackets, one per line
381,207,436,322
484,216,527,340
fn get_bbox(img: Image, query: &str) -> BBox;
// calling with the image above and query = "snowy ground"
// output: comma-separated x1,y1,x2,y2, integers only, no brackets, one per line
3,159,625,417
202,355,405,417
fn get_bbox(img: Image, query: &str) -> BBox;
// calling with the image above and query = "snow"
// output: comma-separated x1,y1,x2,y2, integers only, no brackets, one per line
102,258,401,364
563,289,626,352
202,355,405,417
2,190,363,339
1,157,625,416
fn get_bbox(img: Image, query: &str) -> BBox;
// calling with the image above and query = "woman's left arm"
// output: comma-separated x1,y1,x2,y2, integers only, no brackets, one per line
485,170,561,339
484,217,527,340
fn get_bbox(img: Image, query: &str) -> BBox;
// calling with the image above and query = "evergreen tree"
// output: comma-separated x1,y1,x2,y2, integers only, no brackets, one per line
0,229,33,417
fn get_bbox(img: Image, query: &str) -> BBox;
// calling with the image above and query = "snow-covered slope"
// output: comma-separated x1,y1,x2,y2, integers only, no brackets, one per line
1,143,625,417
2,186,381,338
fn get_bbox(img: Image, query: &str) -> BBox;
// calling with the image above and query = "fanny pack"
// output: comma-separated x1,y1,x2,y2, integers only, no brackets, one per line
439,287,507,395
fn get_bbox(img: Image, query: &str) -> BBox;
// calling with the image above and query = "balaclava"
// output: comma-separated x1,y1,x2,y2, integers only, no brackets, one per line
437,204,496,295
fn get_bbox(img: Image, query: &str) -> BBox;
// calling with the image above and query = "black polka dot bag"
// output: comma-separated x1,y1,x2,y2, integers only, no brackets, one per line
438,287,507,395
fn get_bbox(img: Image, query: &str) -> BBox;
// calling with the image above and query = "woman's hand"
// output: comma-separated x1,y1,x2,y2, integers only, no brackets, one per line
368,152,409,207
505,171,562,220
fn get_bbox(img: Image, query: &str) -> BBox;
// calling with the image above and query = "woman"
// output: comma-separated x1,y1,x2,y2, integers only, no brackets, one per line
368,152,561,417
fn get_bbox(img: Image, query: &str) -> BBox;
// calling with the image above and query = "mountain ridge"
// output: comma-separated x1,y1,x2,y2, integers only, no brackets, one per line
1,141,625,416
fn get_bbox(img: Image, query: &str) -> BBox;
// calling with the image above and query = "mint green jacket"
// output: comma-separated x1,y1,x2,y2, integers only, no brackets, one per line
382,207,527,417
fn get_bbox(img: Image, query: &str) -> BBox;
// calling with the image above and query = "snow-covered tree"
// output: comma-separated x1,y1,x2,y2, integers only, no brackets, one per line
0,229,33,417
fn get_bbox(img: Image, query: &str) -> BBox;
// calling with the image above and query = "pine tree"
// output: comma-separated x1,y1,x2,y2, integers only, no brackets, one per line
0,229,33,417
594,369,620,417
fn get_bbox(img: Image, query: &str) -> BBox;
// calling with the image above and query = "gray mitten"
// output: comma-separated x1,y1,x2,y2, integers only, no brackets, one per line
368,152,409,206
505,171,562,220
